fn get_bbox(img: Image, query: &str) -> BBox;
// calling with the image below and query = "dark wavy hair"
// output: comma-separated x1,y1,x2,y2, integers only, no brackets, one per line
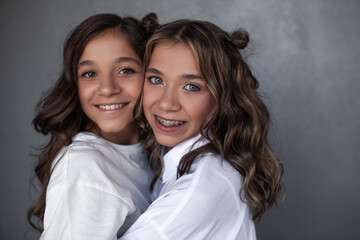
28,13,158,232
140,19,284,221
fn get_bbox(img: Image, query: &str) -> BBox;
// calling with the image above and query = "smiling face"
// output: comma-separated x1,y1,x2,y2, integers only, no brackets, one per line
77,30,143,144
143,42,215,148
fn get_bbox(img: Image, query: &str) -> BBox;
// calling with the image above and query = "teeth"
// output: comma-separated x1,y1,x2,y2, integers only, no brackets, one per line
155,116,185,127
98,104,125,110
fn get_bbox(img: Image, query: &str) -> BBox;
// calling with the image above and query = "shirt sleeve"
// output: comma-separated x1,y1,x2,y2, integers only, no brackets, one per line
40,144,135,240
119,163,249,240
40,182,133,240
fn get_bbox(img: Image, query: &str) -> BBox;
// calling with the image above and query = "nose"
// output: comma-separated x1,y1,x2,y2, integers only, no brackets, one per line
158,86,181,112
97,74,121,96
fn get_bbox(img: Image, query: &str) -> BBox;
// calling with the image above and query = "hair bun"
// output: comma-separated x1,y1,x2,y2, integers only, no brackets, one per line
141,13,159,36
230,29,249,49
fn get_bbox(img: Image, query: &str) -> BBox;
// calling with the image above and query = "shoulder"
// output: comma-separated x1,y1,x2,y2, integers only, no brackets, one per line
51,132,112,164
160,153,243,211
166,154,246,220
191,153,243,192
58,132,113,174
60,131,147,169
70,131,112,155
48,132,135,196
140,153,253,239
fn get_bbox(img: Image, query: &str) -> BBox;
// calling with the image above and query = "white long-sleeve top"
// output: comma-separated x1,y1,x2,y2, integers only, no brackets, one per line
40,132,153,240
120,134,256,240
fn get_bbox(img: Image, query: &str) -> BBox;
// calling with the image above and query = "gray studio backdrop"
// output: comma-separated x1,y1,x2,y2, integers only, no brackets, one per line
1,0,359,239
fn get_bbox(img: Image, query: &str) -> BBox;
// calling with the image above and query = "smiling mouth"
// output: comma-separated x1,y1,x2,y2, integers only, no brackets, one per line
155,115,186,127
96,103,128,110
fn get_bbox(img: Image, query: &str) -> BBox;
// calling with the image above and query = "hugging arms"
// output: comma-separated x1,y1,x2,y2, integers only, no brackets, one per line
29,12,283,240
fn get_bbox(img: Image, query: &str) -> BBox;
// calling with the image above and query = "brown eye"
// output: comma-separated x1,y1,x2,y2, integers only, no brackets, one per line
119,68,135,75
82,71,97,78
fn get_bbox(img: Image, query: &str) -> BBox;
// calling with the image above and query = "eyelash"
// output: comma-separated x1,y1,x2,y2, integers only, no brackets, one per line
148,76,201,92
81,71,97,78
148,76,163,85
79,67,136,78
118,67,136,75
184,83,200,91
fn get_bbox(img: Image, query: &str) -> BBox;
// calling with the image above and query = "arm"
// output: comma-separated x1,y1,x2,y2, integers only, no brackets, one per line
41,183,133,240
40,144,135,240
119,187,211,240
119,163,250,240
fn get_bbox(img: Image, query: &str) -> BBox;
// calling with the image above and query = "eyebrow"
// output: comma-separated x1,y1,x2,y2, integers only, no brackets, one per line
146,68,202,80
78,57,141,69
181,74,202,80
146,68,162,75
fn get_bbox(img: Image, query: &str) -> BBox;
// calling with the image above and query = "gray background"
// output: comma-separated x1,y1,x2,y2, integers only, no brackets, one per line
1,0,359,239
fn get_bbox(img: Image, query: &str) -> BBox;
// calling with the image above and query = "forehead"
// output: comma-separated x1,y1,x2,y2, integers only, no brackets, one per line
148,42,200,74
79,30,138,61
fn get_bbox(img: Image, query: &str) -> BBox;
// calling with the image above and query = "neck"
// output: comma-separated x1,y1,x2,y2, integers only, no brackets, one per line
90,122,140,145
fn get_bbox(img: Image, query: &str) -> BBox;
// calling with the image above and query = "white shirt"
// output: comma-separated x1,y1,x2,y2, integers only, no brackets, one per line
41,132,153,240
120,135,256,240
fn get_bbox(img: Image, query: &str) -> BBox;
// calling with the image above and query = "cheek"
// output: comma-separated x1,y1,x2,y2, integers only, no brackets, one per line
142,94,153,120
188,96,214,126
142,84,157,111
77,83,91,105
125,77,144,99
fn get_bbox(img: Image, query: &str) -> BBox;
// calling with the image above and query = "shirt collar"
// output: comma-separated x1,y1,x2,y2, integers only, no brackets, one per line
161,134,209,183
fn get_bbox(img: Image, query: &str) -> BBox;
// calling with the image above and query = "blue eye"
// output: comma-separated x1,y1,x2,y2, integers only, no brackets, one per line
148,76,163,85
119,68,135,75
82,71,97,78
184,83,200,91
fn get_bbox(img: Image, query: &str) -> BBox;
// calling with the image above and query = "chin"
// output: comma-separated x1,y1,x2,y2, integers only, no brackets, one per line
153,134,181,149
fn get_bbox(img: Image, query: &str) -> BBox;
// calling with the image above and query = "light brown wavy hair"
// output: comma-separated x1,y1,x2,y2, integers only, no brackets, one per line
28,13,158,232
141,19,284,221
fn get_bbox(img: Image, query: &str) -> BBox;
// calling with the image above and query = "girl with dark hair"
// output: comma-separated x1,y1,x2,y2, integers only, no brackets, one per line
28,13,158,239
121,19,283,239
